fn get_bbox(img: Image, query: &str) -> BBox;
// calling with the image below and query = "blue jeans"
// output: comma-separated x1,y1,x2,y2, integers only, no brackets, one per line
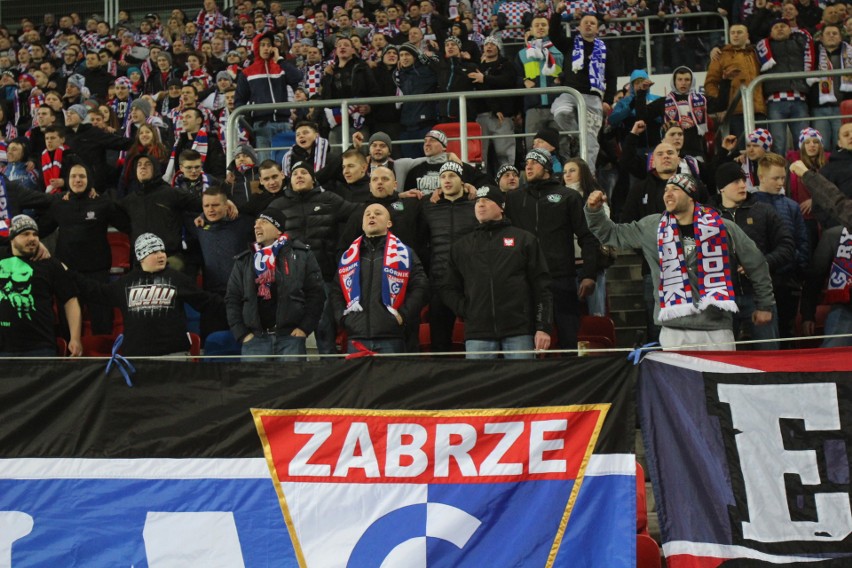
823,306,852,348
254,121,292,162
766,100,809,153
579,271,607,316
346,338,405,354
241,332,306,362
733,294,779,350
465,335,535,359
811,106,841,153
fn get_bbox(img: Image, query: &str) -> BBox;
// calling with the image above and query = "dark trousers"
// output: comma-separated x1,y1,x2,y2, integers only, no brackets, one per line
552,276,580,350
429,295,458,353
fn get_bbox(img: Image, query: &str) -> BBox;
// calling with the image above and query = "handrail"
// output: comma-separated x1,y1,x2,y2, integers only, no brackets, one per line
227,86,588,165
741,67,852,134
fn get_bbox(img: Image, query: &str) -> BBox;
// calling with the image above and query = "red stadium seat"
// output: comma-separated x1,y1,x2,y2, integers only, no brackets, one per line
55,337,68,356
81,335,116,357
189,332,202,360
432,122,483,165
637,534,662,568
637,462,649,535
107,231,131,274
842,100,852,125
579,315,616,347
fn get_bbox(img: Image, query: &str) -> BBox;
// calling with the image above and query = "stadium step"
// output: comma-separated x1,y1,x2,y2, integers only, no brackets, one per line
608,250,648,348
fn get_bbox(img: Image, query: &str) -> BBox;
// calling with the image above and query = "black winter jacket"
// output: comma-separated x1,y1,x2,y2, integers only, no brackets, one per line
225,239,325,341
422,195,478,281
441,219,553,339
268,186,360,280
330,234,429,341
504,178,600,279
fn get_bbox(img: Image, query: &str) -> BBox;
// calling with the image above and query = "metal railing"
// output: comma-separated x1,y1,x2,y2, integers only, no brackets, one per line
741,67,852,134
226,86,588,165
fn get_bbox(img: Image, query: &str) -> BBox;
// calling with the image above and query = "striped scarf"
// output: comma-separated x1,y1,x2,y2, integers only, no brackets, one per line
657,205,737,321
41,145,66,193
338,232,412,316
807,42,852,105
824,228,852,304
164,128,208,183
173,172,212,194
572,35,607,97
196,10,227,44
756,31,814,73
253,233,290,300
282,137,329,176
302,63,324,97
663,92,708,136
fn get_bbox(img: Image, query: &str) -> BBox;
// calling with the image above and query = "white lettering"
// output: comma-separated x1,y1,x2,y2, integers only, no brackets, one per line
529,420,568,474
333,422,379,478
0,512,33,568
290,422,332,477
718,383,852,542
143,512,246,567
480,422,524,476
434,424,477,477
385,423,428,477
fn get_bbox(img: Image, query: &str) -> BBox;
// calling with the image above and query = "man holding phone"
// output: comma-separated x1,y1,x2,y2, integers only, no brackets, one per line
235,30,303,160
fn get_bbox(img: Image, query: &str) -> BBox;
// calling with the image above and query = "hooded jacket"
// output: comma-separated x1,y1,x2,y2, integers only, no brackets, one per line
647,66,708,158
235,31,303,122
119,154,201,255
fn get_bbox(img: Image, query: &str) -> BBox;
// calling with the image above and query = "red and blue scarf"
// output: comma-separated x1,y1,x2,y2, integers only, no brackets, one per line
657,205,737,321
824,228,852,304
0,177,8,237
41,145,66,193
164,127,208,183
253,233,290,300
338,232,411,317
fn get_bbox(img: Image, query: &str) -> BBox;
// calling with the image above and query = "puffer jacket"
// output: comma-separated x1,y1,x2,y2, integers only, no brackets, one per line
267,186,359,280
225,239,325,341
441,219,553,340
421,195,478,281
398,56,438,128
234,31,303,122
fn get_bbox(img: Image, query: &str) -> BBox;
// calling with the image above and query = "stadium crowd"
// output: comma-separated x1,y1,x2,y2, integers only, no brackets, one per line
1,0,852,359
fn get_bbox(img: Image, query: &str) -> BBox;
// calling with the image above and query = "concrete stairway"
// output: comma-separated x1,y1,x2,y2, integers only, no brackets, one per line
606,250,649,348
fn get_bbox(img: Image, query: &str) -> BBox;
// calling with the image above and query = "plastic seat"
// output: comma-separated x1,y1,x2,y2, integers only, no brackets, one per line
56,337,68,356
841,100,852,125
203,331,242,361
188,332,202,359
637,534,662,568
432,122,483,165
107,231,130,274
579,315,616,346
81,334,117,357
271,131,296,166
637,463,648,535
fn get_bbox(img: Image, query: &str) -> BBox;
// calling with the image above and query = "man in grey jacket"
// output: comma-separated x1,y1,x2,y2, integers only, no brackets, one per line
585,174,775,350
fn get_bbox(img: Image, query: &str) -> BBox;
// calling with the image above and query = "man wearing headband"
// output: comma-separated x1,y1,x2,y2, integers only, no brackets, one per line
72,232,224,356
226,209,325,361
505,148,598,351
442,185,553,359
0,215,82,357
585,173,775,350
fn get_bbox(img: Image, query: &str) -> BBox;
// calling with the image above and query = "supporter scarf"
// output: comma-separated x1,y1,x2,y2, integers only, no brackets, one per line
571,35,607,97
197,9,227,44
28,90,44,120
236,162,254,173
0,140,6,165
324,106,365,131
808,43,852,105
338,232,411,317
0,176,8,238
173,172,211,193
282,137,329,176
657,205,737,321
663,92,707,136
164,127,209,182
756,31,814,72
253,233,289,300
525,38,559,76
41,145,66,193
824,227,852,304
303,63,324,97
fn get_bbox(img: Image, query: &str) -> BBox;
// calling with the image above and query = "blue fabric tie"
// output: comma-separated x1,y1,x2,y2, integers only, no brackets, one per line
627,342,661,365
105,334,136,387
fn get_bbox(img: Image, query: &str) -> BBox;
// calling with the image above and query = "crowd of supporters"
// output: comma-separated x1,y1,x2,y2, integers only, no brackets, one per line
1,0,852,359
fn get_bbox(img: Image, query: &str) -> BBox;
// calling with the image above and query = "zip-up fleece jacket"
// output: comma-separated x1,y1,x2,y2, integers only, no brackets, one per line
235,31,303,122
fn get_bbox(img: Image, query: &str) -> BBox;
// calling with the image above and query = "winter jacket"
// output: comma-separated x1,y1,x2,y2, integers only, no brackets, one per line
704,44,766,116
370,64,403,125
267,186,360,280
432,55,478,120
504,177,599,280
472,54,518,116
329,174,371,203
761,33,813,96
608,70,662,136
585,206,775,330
195,217,254,296
43,188,131,273
76,266,222,356
398,57,439,128
441,219,553,339
801,226,843,322
64,123,134,192
172,130,227,178
119,154,201,255
801,169,852,230
422,195,478,281
752,191,810,276
817,149,852,224
235,31,303,123
225,238,325,341
330,234,429,341
711,194,795,291
320,57,378,103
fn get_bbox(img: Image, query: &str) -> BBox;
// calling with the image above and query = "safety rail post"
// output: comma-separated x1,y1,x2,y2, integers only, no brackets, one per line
742,67,852,135
226,87,588,167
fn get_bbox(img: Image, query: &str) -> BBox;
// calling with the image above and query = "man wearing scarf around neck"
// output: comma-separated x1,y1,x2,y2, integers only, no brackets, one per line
226,208,325,361
331,203,429,354
549,11,617,169
585,174,775,350
807,23,852,153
